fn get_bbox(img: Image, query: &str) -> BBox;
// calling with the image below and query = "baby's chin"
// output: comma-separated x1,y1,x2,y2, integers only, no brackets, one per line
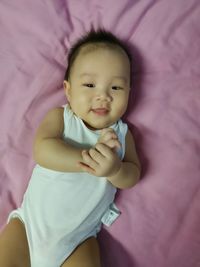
82,120,113,131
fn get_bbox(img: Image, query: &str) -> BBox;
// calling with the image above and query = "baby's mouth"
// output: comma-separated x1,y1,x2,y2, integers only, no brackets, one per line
91,108,109,115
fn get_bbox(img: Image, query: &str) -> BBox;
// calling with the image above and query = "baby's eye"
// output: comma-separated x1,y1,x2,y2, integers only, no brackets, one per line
112,86,123,90
83,83,95,88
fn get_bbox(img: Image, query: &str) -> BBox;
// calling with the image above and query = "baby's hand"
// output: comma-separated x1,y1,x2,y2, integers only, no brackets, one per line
77,128,122,177
97,128,121,152
78,143,121,177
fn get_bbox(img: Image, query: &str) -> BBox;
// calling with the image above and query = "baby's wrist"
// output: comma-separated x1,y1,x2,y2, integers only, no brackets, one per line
107,161,122,181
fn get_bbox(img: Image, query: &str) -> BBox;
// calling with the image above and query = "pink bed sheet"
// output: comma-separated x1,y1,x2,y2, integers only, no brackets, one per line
0,0,200,266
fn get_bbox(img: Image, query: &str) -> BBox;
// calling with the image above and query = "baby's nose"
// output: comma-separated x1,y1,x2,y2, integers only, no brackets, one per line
96,91,112,102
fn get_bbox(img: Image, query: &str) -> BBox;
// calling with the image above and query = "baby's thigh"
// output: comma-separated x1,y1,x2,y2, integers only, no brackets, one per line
0,218,30,267
61,237,101,267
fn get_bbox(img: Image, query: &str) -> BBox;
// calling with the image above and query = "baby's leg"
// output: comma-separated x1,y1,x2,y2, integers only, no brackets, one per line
0,218,30,267
61,237,101,267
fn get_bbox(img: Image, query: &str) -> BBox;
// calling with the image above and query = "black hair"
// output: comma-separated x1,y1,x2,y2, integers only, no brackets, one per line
64,28,132,84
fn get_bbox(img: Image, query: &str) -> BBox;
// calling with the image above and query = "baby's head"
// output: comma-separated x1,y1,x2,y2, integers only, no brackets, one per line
63,29,132,130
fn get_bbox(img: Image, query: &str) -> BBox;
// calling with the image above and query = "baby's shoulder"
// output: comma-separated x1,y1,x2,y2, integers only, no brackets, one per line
36,107,64,136
33,107,65,157
44,106,64,122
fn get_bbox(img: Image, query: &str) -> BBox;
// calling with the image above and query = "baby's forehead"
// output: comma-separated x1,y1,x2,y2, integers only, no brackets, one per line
78,42,125,57
70,43,131,85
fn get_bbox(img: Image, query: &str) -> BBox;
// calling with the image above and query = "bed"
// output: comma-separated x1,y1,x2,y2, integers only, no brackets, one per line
0,1,200,266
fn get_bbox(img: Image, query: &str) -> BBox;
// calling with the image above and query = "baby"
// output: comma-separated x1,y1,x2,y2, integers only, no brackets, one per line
0,29,141,267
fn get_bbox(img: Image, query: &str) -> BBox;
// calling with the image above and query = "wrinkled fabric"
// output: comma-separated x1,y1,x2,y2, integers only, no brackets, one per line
0,1,200,267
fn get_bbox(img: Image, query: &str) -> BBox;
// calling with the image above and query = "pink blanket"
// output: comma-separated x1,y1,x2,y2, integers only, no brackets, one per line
1,1,200,266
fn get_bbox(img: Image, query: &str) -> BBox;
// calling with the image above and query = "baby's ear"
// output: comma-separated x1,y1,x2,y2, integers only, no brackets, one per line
63,80,71,101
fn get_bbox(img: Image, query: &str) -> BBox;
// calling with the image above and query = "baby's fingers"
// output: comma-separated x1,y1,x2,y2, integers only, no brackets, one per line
99,129,118,144
77,162,95,175
106,139,121,150
104,130,117,140
81,150,99,170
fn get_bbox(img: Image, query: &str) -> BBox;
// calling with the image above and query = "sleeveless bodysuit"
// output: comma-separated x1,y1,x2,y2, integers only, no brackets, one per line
8,104,128,267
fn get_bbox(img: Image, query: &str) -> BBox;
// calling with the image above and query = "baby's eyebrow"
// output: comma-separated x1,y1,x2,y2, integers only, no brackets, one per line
112,76,128,83
80,73,97,77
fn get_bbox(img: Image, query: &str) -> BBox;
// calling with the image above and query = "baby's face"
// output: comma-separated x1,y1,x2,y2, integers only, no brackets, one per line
64,45,131,130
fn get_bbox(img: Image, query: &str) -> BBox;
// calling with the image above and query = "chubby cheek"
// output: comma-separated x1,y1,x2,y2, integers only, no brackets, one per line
115,97,129,116
70,92,90,111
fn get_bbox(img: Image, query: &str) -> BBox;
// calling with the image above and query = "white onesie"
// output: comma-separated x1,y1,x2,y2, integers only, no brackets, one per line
8,104,128,267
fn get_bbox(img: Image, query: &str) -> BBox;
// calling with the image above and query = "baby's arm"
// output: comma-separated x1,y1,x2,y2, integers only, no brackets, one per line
33,107,84,172
106,130,141,188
